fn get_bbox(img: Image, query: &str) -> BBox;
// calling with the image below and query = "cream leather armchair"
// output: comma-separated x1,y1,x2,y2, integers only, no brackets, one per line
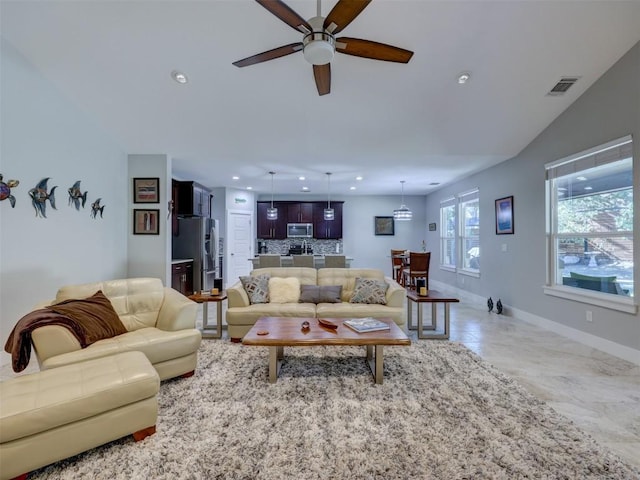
31,277,201,380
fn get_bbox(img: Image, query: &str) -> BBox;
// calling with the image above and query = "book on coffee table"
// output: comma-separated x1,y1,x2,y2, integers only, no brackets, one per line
343,318,390,333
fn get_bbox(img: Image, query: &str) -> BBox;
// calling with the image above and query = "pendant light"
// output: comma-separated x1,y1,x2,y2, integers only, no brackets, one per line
324,172,334,220
393,180,412,221
266,171,277,220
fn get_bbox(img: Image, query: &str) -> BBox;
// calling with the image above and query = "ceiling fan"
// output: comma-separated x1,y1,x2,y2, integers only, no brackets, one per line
232,0,414,96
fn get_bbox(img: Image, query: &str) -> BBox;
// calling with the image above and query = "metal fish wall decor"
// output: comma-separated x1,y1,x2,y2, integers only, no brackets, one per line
29,177,58,218
68,181,88,210
90,198,105,219
0,174,20,208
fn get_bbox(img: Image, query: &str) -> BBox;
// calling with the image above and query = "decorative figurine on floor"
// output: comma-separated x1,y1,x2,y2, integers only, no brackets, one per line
0,174,19,208
90,198,105,219
29,177,57,218
68,181,88,210
487,297,494,312
496,299,503,314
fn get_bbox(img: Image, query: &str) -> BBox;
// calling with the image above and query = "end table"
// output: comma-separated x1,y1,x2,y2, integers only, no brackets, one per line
188,291,227,339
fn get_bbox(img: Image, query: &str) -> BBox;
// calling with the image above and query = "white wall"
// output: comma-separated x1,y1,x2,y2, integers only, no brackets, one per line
0,39,128,366
426,41,640,354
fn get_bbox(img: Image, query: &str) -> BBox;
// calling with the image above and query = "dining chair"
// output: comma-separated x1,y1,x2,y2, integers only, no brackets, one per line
258,254,282,268
292,255,314,268
323,255,346,268
403,252,431,289
390,249,406,286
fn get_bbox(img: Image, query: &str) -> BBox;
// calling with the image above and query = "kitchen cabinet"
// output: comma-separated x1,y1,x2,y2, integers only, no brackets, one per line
286,202,314,223
171,180,180,236
172,260,194,296
175,180,211,218
313,202,343,239
257,202,287,239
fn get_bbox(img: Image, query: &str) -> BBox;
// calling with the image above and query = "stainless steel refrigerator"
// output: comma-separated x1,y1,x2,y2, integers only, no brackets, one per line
172,217,220,292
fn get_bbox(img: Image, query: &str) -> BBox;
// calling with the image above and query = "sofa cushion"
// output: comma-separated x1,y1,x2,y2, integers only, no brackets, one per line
240,274,270,304
350,278,388,305
269,277,301,303
48,290,127,346
299,285,342,304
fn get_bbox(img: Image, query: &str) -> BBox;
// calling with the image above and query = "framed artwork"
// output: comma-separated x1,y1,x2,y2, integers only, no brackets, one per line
133,177,160,203
428,222,437,231
374,216,395,236
495,196,514,235
133,209,160,235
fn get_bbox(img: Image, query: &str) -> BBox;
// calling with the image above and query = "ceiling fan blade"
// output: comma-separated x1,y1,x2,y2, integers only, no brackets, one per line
313,64,331,96
255,0,312,33
323,0,371,34
233,43,303,67
335,37,414,63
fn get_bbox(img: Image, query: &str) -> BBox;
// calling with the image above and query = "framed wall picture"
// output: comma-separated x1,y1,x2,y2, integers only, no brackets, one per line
133,177,160,203
428,222,437,231
495,196,514,235
133,209,160,235
374,216,395,236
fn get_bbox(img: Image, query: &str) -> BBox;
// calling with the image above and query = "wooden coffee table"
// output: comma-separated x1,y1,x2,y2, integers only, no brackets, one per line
242,317,411,384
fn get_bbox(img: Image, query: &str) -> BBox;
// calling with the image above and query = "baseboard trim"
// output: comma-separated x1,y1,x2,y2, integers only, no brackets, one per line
431,280,640,366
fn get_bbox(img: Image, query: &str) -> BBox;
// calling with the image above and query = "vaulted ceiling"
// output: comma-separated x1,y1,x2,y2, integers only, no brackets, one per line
2,0,640,196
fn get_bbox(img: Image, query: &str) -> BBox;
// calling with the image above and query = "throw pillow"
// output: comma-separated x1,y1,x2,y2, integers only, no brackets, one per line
48,290,127,346
269,277,301,303
299,285,343,304
240,274,270,304
350,278,388,305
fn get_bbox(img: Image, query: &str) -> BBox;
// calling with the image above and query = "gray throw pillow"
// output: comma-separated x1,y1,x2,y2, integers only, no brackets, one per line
240,274,270,304
299,285,342,304
350,278,388,305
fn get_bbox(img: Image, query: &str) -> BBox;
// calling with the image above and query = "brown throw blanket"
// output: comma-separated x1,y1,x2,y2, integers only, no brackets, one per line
4,309,89,372
4,290,128,372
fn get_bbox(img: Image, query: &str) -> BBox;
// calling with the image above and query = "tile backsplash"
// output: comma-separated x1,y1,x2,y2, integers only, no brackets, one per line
258,239,342,255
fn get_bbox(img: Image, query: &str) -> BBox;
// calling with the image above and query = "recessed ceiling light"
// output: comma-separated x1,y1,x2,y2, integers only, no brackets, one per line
171,70,188,84
301,186,309,191
457,72,471,84
232,176,239,180
576,176,587,181
350,186,356,190
355,176,363,181
246,186,252,190
299,176,305,181
584,186,593,190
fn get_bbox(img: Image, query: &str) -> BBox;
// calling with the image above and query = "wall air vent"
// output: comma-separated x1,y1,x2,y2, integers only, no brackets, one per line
547,77,580,96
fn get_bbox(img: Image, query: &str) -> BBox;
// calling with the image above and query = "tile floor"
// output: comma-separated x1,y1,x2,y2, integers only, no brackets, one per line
3,295,639,470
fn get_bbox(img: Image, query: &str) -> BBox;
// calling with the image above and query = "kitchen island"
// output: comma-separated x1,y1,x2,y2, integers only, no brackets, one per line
249,255,353,269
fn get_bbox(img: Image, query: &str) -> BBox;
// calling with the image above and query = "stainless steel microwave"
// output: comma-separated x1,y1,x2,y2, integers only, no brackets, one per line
287,223,313,238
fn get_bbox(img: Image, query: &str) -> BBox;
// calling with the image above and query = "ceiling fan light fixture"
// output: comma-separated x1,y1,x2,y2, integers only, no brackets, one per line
303,32,335,65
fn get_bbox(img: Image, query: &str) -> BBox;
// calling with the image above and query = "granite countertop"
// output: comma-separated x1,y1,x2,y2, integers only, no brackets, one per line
172,258,194,264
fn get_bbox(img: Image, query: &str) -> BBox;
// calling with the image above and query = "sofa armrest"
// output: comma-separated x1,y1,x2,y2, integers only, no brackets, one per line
31,325,82,365
227,282,250,308
385,277,405,308
156,287,198,331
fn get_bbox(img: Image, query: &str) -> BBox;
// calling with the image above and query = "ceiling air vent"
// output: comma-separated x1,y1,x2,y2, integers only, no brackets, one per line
547,77,580,96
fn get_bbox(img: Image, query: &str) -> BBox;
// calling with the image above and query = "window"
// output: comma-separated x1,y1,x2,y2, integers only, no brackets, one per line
545,135,634,312
439,189,480,275
440,198,456,269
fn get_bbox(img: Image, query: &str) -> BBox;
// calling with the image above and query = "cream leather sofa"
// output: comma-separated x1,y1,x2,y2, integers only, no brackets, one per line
226,267,405,341
31,277,201,380
0,351,159,480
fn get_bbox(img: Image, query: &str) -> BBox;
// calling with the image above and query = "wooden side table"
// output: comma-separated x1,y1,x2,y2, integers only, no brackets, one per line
188,291,227,339
405,289,459,339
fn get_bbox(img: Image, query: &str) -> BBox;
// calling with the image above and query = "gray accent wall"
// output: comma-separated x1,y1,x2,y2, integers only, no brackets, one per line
426,41,640,352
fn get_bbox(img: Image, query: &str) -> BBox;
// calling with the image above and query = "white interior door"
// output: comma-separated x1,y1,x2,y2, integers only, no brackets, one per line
226,211,252,287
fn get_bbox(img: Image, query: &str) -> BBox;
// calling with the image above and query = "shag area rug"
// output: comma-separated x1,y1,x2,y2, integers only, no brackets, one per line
29,341,638,479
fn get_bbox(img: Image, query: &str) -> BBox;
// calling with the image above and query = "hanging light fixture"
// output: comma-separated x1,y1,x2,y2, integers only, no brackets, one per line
324,172,334,220
393,180,412,221
266,171,278,220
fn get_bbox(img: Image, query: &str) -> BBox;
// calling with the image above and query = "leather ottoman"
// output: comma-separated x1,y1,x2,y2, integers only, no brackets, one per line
0,351,160,480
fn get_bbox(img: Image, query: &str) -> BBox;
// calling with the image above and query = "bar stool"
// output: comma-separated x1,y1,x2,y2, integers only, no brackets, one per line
258,255,282,268
323,255,346,268
292,255,314,267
